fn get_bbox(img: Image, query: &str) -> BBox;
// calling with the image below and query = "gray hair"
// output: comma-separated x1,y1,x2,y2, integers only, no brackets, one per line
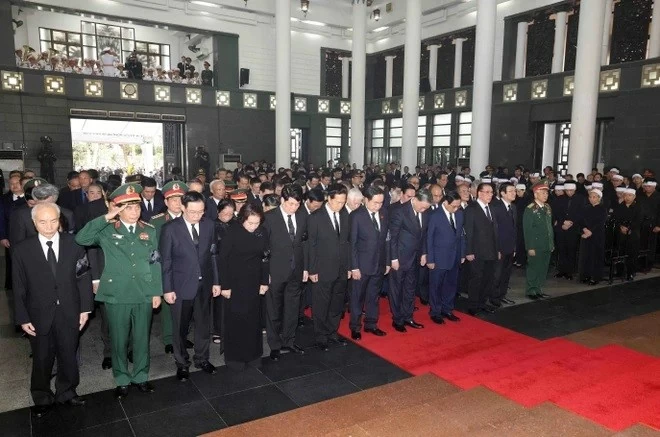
415,188,432,203
347,187,363,200
209,179,225,190
31,202,60,221
32,184,60,202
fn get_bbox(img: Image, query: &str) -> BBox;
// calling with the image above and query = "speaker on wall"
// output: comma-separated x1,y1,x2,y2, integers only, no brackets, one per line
420,77,431,93
240,68,250,87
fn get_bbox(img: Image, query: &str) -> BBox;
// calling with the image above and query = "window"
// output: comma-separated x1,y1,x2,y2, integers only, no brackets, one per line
133,40,171,70
290,129,302,164
458,112,472,161
39,28,83,63
432,113,451,165
326,118,342,165
388,118,402,164
369,119,385,165
556,122,571,176
417,115,427,165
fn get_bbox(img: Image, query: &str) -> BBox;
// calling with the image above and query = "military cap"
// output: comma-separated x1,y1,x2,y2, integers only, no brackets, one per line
109,183,143,205
162,181,188,199
22,177,48,192
197,168,206,176
532,182,549,192
229,188,248,202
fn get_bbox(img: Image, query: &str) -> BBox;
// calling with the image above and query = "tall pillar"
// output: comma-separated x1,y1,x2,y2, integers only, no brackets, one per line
0,1,15,65
649,0,660,58
469,0,497,175
427,44,439,91
453,38,465,88
601,0,614,65
514,21,528,79
567,0,607,175
341,56,351,98
350,0,367,168
542,11,568,170
385,55,396,98
401,0,422,170
275,0,291,169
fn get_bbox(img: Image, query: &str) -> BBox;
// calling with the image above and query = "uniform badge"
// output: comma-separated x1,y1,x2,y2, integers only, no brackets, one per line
139,232,150,241
126,185,135,195
111,233,124,239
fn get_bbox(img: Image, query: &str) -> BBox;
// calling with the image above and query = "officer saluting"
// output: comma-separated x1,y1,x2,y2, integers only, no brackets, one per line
76,183,163,399
523,182,554,300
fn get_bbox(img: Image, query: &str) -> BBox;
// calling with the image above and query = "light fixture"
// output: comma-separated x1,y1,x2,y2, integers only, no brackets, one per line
302,20,325,26
301,0,309,17
191,1,220,7
372,26,389,32
372,8,380,21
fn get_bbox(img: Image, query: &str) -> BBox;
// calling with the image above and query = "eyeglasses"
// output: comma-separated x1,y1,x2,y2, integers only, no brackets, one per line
186,210,205,215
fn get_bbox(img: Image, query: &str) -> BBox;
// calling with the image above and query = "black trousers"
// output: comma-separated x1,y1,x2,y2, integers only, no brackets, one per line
467,259,497,311
29,310,80,406
416,266,429,302
492,253,514,304
349,272,383,332
389,265,418,325
312,278,347,343
298,282,312,318
170,282,211,368
557,229,580,275
212,295,224,337
266,274,302,350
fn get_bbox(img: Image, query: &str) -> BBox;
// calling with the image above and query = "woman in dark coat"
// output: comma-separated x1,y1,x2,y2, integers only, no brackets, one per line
212,199,236,346
218,203,269,370
579,189,608,285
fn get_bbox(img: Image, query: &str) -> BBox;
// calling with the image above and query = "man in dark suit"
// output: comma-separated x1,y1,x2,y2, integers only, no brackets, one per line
307,184,351,350
13,203,93,418
250,181,274,210
349,185,390,340
427,191,465,323
491,183,517,307
263,184,308,360
388,189,432,332
204,179,226,220
463,183,500,316
57,169,92,212
247,177,262,206
160,191,220,380
1,174,26,290
140,177,165,222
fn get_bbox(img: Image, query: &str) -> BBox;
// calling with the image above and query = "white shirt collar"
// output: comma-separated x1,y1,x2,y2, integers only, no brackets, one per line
38,232,60,260
120,219,138,232
38,232,60,246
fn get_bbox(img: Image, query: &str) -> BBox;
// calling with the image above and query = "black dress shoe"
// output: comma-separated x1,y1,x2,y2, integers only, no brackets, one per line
177,367,190,381
185,339,194,349
127,350,133,363
554,272,565,278
132,382,155,393
589,280,600,286
30,405,51,418
404,320,424,329
298,317,305,327
481,305,496,314
419,299,429,306
329,337,348,346
501,297,516,305
467,309,481,316
565,275,573,281
364,327,387,336
63,396,86,407
101,357,112,370
195,361,217,374
316,342,329,351
282,344,305,355
164,344,174,354
430,315,445,324
527,294,540,300
441,312,460,322
392,322,407,333
114,386,129,399
351,331,361,340
488,301,502,308
270,349,280,361
539,293,551,298
626,275,635,282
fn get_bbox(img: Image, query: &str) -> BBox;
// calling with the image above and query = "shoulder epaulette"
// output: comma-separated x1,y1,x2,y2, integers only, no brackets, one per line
113,220,121,229
139,220,155,229
526,203,535,209
151,213,165,220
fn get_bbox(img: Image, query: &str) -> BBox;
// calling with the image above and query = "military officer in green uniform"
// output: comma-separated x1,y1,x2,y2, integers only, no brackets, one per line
523,182,554,300
76,183,162,399
149,181,188,354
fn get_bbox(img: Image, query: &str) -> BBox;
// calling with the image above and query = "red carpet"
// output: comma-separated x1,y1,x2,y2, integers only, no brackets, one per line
334,298,660,431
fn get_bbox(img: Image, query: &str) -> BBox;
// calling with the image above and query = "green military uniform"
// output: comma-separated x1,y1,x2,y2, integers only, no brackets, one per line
523,185,554,297
75,183,162,387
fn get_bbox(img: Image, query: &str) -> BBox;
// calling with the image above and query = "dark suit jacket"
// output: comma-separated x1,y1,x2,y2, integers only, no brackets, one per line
491,199,517,255
0,192,25,240
57,188,86,212
389,201,428,271
464,201,499,261
350,205,389,276
204,196,222,220
12,233,93,333
263,207,308,284
307,205,350,281
427,206,465,270
140,192,166,223
160,217,219,300
74,199,108,280
9,204,75,246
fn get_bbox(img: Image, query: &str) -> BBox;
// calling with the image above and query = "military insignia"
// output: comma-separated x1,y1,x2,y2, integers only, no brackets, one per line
173,183,180,190
34,180,41,187
126,185,135,195
139,232,149,241
111,233,124,239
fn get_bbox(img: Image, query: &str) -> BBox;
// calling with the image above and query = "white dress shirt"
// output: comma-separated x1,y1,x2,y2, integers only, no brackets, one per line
366,208,381,229
183,217,199,241
476,199,492,220
143,198,153,211
442,203,454,228
325,203,339,233
280,205,297,234
120,220,138,233
38,232,60,262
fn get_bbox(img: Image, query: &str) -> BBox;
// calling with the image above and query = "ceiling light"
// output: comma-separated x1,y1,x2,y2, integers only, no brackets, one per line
301,0,309,17
191,1,220,7
302,20,325,26
291,17,300,22
373,8,380,21
373,26,389,32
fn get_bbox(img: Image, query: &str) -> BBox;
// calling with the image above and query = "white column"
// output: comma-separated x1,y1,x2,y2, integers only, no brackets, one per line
453,38,464,88
401,0,422,170
427,44,439,91
341,57,351,99
649,0,660,58
350,0,367,168
601,0,614,65
543,11,568,169
469,0,497,175
514,21,528,79
385,55,396,98
275,0,291,169
567,0,607,176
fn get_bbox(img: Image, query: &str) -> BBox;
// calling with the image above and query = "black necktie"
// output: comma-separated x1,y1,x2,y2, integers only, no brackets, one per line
147,200,153,213
485,206,492,221
371,212,380,232
82,191,88,204
507,204,514,223
191,223,199,245
450,213,456,231
333,212,340,238
46,241,57,277
287,215,295,241
416,212,422,229
128,225,134,234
